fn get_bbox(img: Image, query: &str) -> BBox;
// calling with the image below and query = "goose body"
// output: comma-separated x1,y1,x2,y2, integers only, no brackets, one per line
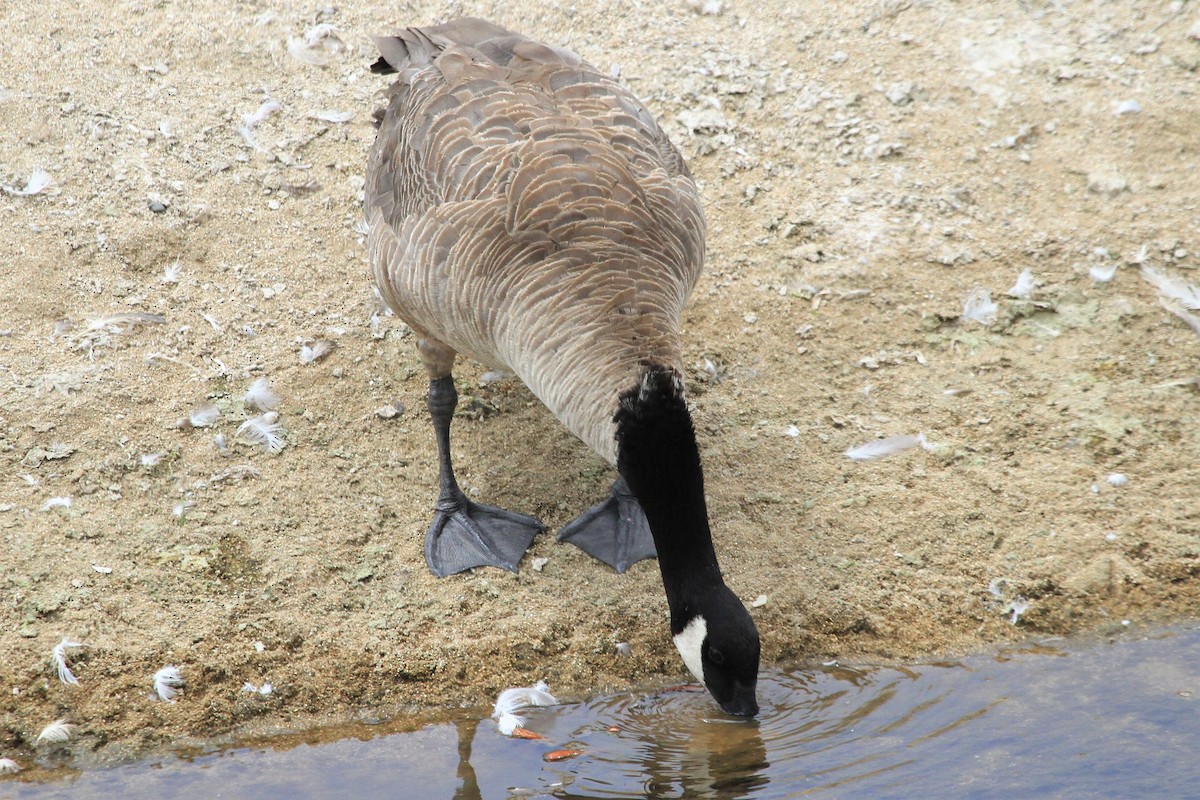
366,18,704,462
366,18,759,716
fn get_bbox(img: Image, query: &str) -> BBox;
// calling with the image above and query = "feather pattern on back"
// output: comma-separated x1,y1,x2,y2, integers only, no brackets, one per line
366,18,705,463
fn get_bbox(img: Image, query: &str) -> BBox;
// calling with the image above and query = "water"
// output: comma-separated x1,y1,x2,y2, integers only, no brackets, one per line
6,625,1199,800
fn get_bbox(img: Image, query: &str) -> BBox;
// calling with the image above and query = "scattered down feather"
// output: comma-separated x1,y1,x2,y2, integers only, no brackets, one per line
1140,266,1200,310
237,412,287,453
1006,269,1035,299
493,680,558,717
153,665,184,702
496,712,525,736
1158,298,1200,337
844,433,931,461
299,340,335,364
1007,598,1031,625
244,377,281,412
492,680,557,737
185,404,221,429
960,288,997,325
41,496,72,511
52,638,84,686
309,110,353,123
241,681,274,695
287,24,345,66
1141,266,1200,338
2,168,52,196
84,311,166,333
36,719,75,744
1089,262,1118,282
0,757,20,774
238,99,281,151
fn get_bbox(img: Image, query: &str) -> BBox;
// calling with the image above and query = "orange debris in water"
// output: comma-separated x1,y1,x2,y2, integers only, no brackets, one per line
509,727,548,740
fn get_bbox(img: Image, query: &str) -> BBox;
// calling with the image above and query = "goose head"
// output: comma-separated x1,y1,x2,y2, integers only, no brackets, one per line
672,584,761,716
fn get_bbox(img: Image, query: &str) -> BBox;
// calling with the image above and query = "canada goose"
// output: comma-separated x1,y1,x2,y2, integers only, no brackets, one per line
366,18,760,716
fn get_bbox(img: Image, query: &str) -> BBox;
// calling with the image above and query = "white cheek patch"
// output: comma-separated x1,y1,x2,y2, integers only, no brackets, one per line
673,615,707,684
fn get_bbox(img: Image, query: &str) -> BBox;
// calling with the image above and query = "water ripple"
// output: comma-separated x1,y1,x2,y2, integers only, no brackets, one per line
518,662,993,799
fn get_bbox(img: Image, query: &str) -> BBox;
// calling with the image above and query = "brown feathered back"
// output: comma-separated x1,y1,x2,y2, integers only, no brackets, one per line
366,18,705,463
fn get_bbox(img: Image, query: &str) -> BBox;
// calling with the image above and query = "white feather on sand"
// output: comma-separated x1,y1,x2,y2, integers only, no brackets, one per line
2,168,53,196
36,719,75,744
153,665,184,703
244,377,281,412
1141,266,1200,310
844,434,932,461
51,638,84,686
960,287,997,324
1006,268,1035,299
237,412,287,453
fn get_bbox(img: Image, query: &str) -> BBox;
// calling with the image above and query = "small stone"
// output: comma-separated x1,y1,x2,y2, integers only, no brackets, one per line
1114,99,1141,115
787,242,823,262
1087,171,1128,195
148,197,168,213
614,642,632,656
884,80,913,105
374,400,404,419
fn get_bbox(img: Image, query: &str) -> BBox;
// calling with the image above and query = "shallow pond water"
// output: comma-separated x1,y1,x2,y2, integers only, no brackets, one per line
5,625,1199,799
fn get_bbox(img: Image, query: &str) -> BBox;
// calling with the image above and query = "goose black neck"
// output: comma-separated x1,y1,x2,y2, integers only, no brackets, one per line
615,365,724,617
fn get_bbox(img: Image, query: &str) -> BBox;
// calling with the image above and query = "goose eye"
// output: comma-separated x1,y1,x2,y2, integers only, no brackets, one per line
709,648,725,665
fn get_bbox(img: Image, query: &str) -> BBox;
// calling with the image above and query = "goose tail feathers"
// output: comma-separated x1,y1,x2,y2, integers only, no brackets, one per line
371,17,581,75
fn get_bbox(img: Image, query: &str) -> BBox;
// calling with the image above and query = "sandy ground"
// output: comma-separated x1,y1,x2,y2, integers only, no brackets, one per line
2,0,1199,764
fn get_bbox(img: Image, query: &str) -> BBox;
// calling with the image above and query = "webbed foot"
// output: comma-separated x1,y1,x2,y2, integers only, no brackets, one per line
425,494,545,578
557,477,656,573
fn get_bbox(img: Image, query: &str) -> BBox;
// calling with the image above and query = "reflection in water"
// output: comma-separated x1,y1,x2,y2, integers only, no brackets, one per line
604,690,769,798
5,625,1200,799
453,720,482,800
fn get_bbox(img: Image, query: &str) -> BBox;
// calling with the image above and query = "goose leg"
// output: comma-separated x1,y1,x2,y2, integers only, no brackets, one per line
424,376,545,577
557,476,657,573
